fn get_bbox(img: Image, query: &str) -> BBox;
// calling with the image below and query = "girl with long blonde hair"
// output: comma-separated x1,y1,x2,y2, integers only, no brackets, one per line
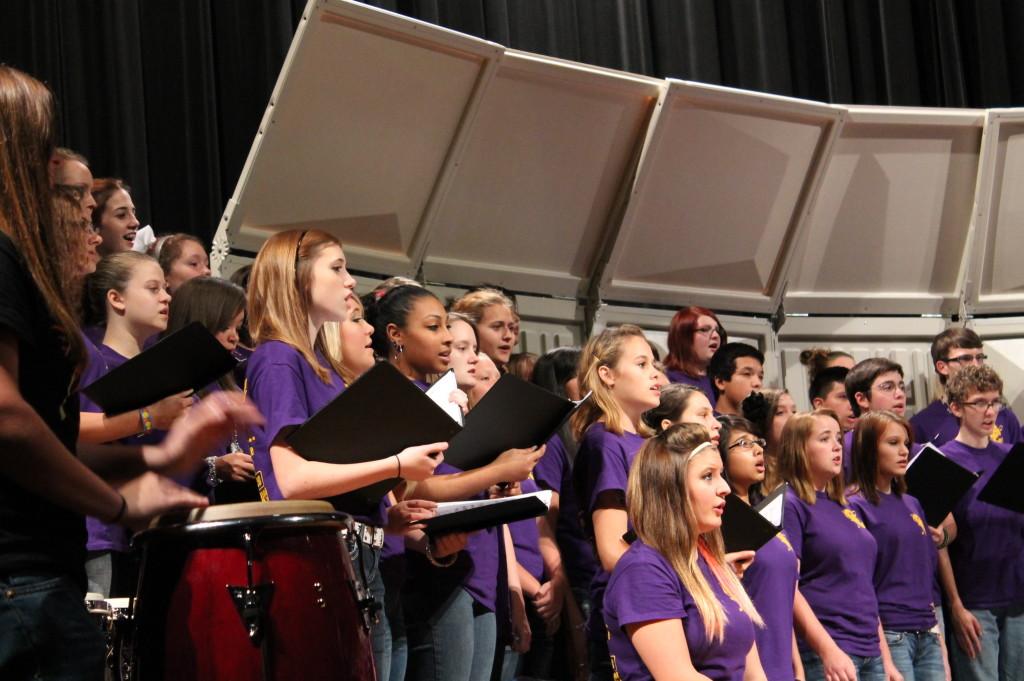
779,410,895,681
603,423,765,681
571,324,662,680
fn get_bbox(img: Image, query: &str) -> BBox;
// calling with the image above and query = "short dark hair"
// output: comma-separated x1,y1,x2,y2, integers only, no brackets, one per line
930,328,983,385
708,342,764,384
809,366,849,404
845,358,903,417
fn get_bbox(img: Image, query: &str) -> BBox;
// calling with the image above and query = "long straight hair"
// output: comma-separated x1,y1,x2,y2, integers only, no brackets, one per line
247,229,347,383
627,424,763,642
0,66,85,374
776,409,845,505
849,411,911,504
571,324,654,440
167,276,247,392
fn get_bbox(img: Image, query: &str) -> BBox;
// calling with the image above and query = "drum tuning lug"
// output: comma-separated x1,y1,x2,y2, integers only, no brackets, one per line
227,583,275,646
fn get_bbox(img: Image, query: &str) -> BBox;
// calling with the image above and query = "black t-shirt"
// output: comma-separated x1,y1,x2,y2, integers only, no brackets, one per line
0,232,86,583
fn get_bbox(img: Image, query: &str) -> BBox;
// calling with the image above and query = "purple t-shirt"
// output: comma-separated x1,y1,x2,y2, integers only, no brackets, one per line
911,399,1021,448
942,439,1024,609
246,340,386,526
80,342,168,553
783,488,880,658
848,491,938,631
533,433,598,589
604,541,755,681
576,422,647,641
509,478,544,582
665,368,717,409
742,532,798,681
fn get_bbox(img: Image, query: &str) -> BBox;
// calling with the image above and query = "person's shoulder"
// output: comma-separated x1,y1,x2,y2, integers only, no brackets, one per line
613,541,674,581
250,340,304,367
910,400,945,422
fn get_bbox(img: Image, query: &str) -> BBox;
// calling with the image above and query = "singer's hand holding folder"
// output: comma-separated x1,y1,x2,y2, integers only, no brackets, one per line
285,363,463,506
904,443,980,526
420,490,552,536
81,322,237,415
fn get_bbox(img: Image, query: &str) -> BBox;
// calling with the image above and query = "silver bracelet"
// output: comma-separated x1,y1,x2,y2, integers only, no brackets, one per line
205,456,221,488
424,540,457,568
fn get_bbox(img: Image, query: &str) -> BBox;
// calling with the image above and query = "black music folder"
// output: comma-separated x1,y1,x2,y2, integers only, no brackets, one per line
977,442,1024,513
905,443,980,526
286,362,463,506
721,484,786,553
443,374,588,471
420,490,552,536
81,322,237,415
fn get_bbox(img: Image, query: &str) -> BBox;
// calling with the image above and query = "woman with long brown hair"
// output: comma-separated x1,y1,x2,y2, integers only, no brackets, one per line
603,423,765,680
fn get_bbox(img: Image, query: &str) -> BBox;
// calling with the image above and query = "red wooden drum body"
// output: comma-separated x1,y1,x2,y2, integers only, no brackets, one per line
130,502,375,681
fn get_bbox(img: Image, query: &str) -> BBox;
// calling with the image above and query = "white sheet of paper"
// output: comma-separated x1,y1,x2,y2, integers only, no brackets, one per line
433,490,552,517
425,370,463,426
758,492,784,526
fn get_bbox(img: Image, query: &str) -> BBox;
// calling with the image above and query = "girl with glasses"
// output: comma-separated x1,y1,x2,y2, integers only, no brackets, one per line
664,306,727,408
938,365,1024,681
718,415,803,681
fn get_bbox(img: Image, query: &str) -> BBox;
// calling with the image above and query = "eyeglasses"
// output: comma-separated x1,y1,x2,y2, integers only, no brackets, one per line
695,325,723,337
872,380,906,394
728,437,766,450
942,354,987,365
961,399,1005,413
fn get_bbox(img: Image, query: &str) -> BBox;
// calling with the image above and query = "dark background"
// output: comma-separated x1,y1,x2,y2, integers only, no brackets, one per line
2,0,1022,247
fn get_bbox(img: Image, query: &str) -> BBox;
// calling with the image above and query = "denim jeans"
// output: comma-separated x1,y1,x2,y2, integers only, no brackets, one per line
0,573,105,681
884,630,945,681
348,538,388,680
407,586,498,681
801,648,886,681
950,604,1024,681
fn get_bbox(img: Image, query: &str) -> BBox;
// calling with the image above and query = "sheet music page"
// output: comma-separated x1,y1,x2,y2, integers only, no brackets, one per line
758,493,784,526
433,490,552,517
425,370,463,426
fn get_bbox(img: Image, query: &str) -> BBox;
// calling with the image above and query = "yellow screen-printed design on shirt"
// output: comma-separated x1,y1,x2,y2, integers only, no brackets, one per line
992,423,1004,443
842,508,866,530
607,626,622,681
910,513,926,535
776,531,794,553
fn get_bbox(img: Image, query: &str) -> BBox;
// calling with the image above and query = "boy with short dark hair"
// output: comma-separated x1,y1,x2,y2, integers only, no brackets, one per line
809,366,855,432
708,342,764,416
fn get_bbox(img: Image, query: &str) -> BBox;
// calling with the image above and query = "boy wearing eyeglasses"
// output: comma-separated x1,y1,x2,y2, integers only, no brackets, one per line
910,328,1021,447
937,364,1024,681
840,358,910,482
708,342,764,416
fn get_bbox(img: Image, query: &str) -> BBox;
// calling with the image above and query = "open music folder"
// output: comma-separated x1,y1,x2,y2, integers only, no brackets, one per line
80,321,237,415
721,484,787,553
442,374,589,471
420,490,552,536
285,362,463,507
977,442,1024,513
905,442,980,526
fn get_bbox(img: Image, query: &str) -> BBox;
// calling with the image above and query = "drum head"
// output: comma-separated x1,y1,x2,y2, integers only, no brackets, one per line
139,500,348,540
178,500,336,524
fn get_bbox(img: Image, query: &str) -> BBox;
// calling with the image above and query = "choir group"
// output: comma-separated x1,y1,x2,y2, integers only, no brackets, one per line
2,64,1023,681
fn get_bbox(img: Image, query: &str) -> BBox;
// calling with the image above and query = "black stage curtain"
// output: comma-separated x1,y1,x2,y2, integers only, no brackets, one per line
2,0,1024,248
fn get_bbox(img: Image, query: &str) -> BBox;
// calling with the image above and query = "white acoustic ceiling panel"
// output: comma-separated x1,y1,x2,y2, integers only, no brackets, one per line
786,107,984,315
420,50,662,297
964,109,1024,315
600,80,843,314
214,0,503,275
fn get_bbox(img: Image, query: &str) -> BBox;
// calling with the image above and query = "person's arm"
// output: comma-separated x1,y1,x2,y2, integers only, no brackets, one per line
78,391,192,444
879,619,903,681
792,631,805,681
593,491,629,573
792,587,857,681
626,619,712,681
534,498,567,625
743,642,768,681
938,547,981,659
408,446,544,502
505,525,532,654
270,441,446,500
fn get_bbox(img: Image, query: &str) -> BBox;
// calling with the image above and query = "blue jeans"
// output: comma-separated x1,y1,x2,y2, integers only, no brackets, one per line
950,604,1024,681
801,648,886,681
407,586,497,681
0,573,105,681
348,539,388,680
884,630,945,681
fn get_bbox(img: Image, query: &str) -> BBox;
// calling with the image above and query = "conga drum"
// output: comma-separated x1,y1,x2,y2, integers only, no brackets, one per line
130,501,375,681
